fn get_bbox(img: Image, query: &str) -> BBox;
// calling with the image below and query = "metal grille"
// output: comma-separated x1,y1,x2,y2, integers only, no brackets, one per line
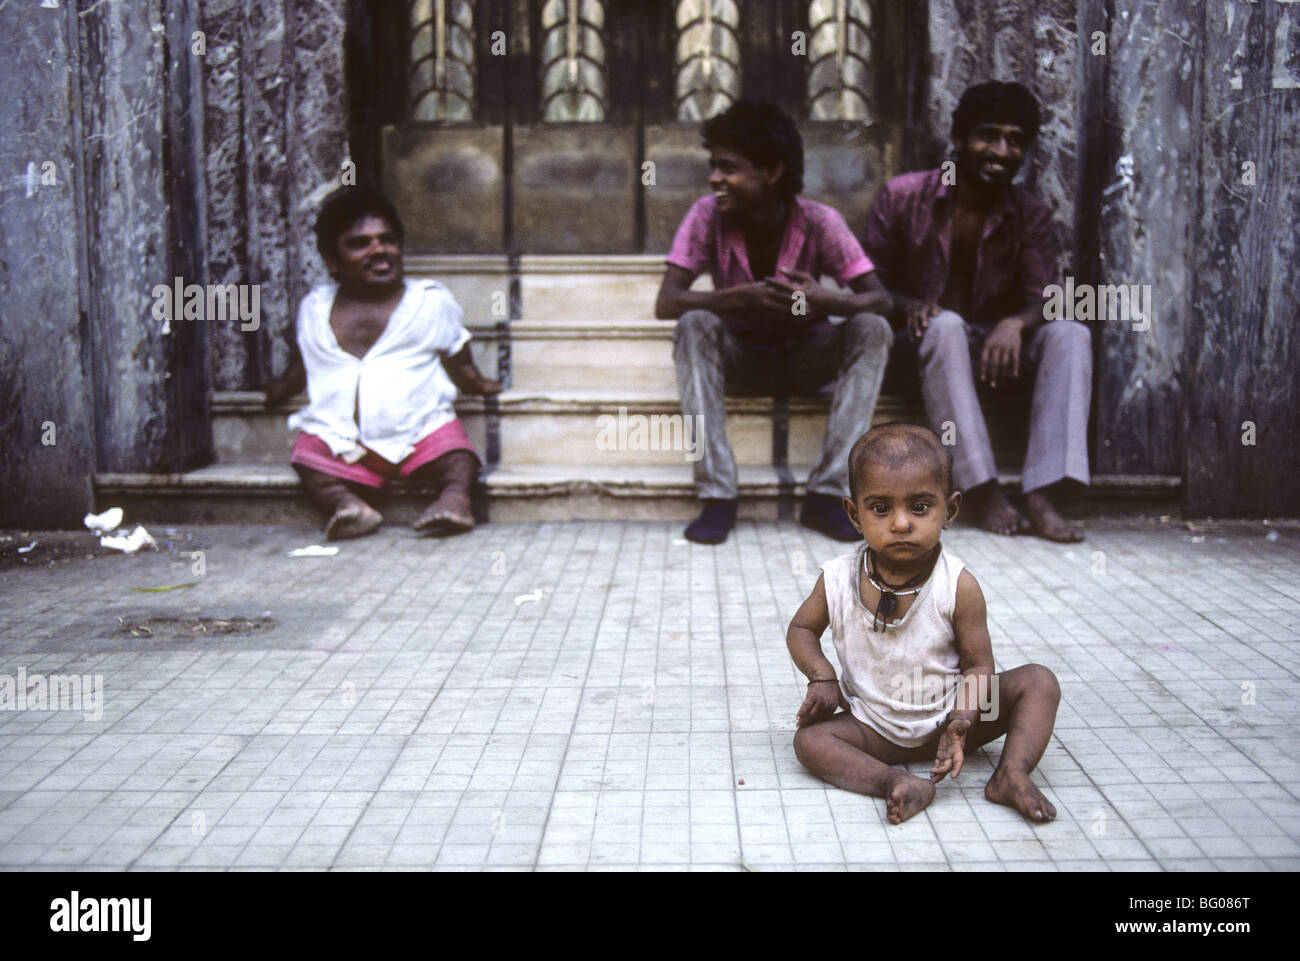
409,0,477,121
675,0,742,121
807,0,872,120
540,0,608,121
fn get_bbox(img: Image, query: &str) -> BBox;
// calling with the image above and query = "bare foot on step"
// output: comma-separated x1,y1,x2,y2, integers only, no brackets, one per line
413,488,474,536
325,499,383,540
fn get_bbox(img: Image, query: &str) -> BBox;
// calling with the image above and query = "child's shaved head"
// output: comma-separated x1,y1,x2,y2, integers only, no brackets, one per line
848,423,953,500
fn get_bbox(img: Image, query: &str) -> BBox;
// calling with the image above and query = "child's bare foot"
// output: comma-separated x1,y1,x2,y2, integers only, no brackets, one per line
985,767,1056,822
413,489,474,536
1023,491,1084,543
884,769,936,825
325,499,383,540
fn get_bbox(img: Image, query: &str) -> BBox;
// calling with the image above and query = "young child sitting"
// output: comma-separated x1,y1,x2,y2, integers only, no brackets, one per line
786,423,1061,824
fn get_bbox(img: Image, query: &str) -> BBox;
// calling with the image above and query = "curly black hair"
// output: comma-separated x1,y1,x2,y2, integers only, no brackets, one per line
702,100,804,197
313,186,405,260
951,81,1041,142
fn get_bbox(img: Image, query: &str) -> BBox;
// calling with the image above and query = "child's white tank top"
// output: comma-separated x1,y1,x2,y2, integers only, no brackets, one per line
821,543,965,748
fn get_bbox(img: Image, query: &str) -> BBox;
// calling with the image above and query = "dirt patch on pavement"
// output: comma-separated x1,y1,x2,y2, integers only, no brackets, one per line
113,615,276,640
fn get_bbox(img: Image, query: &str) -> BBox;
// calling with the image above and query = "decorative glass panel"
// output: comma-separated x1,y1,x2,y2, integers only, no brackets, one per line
541,0,608,122
675,0,742,121
808,0,872,121
409,0,476,122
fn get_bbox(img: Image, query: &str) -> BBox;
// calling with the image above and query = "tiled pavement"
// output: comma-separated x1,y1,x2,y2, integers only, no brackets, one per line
0,518,1297,871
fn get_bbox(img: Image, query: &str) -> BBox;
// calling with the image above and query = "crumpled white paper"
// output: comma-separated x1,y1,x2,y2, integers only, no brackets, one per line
100,525,157,554
287,545,339,557
83,507,124,534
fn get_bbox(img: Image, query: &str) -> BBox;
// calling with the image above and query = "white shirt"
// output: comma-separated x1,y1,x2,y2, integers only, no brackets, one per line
288,279,472,464
821,544,966,747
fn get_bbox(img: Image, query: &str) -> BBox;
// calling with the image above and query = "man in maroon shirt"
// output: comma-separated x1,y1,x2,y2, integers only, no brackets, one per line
863,82,1090,542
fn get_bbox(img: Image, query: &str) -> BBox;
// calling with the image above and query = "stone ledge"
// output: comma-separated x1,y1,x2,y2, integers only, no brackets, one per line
213,389,909,417
96,465,1181,496
403,253,668,275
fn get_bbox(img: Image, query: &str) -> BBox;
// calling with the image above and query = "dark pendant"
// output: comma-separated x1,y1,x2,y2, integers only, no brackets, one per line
874,591,899,630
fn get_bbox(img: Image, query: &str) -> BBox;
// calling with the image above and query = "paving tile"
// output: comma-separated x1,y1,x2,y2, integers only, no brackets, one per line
0,520,1294,873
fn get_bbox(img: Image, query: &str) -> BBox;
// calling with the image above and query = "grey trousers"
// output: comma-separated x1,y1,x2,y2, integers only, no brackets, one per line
903,310,1092,493
673,309,893,500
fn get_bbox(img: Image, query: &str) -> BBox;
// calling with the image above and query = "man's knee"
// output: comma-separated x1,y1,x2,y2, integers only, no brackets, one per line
1039,319,1091,355
673,310,724,367
674,309,723,344
915,311,969,365
842,311,893,352
922,310,967,343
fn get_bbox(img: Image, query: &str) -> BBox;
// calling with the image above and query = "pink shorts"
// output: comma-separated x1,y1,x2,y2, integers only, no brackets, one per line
290,419,479,488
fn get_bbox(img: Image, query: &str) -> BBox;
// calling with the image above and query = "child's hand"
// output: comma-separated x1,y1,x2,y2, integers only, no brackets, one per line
795,681,846,728
930,715,973,782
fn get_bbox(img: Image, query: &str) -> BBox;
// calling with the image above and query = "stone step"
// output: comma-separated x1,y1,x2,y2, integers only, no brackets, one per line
93,464,1183,527
214,390,916,469
468,319,679,391
91,464,804,525
404,254,698,324
407,254,869,330
484,389,865,469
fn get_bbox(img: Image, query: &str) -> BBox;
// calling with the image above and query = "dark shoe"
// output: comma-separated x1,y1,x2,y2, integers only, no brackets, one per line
800,492,859,542
684,498,738,545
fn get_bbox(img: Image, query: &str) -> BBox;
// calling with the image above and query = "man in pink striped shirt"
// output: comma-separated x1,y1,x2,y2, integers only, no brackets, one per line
656,100,893,544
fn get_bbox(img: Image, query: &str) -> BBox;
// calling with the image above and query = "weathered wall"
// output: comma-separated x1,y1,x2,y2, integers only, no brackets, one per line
78,0,212,474
203,0,350,390
165,0,214,471
1,0,214,525
78,0,172,473
1091,0,1197,478
1187,0,1300,516
924,0,1081,272
0,3,95,527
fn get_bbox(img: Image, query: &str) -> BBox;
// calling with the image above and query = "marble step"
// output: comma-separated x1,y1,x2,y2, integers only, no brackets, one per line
92,464,806,525
213,390,917,469
404,254,691,324
469,316,886,392
92,463,1183,526
405,253,843,326
467,319,678,391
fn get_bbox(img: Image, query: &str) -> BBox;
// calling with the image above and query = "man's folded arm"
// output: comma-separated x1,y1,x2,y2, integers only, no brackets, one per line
655,263,749,319
837,270,894,316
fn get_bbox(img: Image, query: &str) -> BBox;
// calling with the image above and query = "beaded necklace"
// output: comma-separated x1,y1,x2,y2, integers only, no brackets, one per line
863,546,939,631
